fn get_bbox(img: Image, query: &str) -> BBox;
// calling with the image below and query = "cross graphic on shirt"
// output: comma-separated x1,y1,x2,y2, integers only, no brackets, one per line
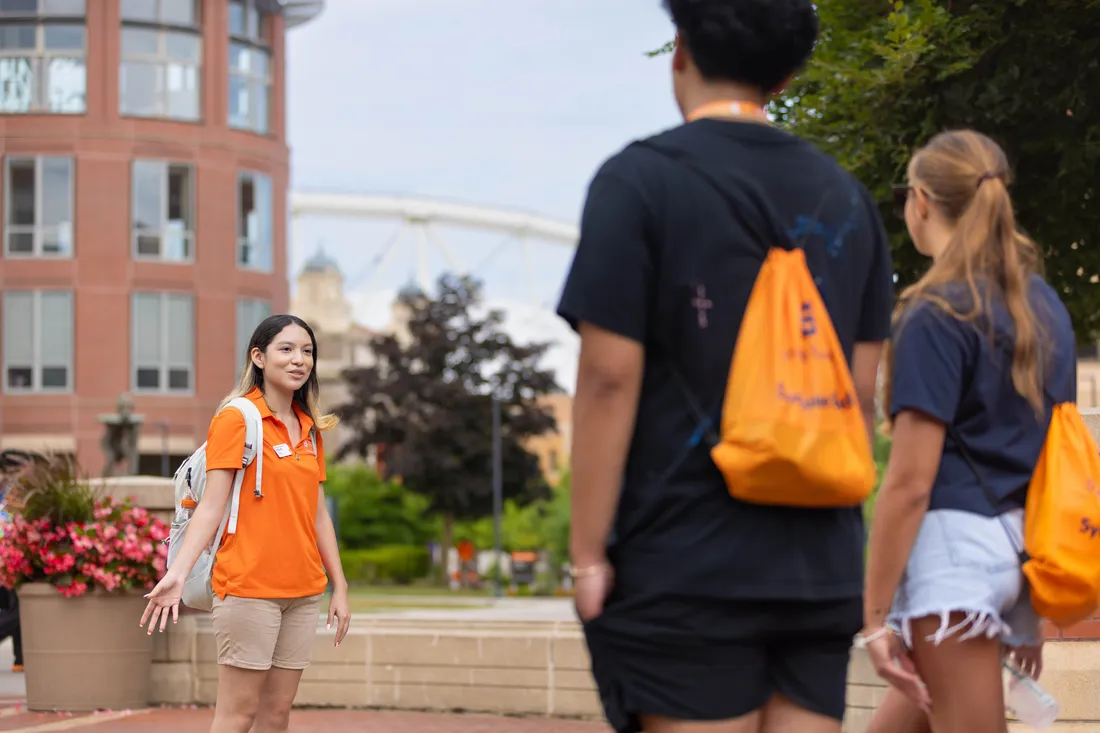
693,284,713,328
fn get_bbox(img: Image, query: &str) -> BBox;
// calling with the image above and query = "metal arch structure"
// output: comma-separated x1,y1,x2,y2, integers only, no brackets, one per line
289,192,579,302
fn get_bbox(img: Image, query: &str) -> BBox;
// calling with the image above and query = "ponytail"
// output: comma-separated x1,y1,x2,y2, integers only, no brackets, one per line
884,130,1046,425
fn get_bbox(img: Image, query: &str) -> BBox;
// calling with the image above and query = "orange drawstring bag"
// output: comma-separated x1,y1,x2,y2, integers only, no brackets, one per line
1020,403,1100,627
635,139,877,508
710,247,877,507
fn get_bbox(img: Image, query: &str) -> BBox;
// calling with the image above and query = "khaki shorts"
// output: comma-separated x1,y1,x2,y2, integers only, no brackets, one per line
211,594,324,671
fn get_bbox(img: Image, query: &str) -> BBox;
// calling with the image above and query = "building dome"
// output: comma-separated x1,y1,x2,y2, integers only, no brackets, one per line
302,247,341,275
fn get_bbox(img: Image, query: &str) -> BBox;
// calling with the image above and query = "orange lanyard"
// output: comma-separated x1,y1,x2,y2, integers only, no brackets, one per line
687,100,769,123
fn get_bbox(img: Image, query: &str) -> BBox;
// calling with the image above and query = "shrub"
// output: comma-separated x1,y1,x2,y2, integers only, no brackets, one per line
340,544,431,586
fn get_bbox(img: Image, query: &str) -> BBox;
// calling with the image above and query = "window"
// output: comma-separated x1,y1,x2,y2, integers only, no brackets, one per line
236,298,271,370
119,0,201,121
132,292,193,393
131,160,193,261
227,0,271,134
2,290,73,393
0,0,86,114
237,171,272,271
4,155,74,257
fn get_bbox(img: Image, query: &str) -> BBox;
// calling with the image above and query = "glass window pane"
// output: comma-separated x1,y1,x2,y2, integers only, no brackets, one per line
250,174,271,269
165,62,198,120
40,366,67,388
44,24,83,50
41,226,70,255
42,0,86,15
0,24,35,50
165,294,192,365
40,157,72,227
132,160,163,237
0,1,36,15
228,74,249,128
120,60,162,116
228,42,250,73
45,56,85,112
7,159,35,226
7,233,33,253
167,368,189,390
121,27,159,57
166,165,190,226
120,0,157,22
2,292,33,367
228,0,245,35
253,49,268,78
136,367,159,389
165,31,200,63
253,80,268,134
132,293,161,365
161,0,196,26
6,368,32,389
245,5,260,38
238,174,254,239
0,57,35,113
39,291,72,367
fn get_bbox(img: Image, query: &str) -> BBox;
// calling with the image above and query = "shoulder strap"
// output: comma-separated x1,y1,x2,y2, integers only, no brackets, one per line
217,398,264,540
946,425,1029,564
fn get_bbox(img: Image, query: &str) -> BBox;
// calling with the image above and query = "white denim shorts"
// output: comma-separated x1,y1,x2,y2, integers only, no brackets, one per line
888,508,1040,649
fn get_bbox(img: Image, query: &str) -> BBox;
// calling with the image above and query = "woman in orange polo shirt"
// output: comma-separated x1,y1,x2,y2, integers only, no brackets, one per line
140,314,350,733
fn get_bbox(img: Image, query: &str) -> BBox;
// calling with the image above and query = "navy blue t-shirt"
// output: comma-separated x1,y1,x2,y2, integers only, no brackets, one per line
557,119,895,601
889,277,1077,516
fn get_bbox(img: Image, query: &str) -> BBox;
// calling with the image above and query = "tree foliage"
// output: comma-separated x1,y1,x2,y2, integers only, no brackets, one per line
661,1,1100,340
335,274,560,545
324,464,438,549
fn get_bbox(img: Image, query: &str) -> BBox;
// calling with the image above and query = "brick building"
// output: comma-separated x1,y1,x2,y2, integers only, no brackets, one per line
0,0,324,475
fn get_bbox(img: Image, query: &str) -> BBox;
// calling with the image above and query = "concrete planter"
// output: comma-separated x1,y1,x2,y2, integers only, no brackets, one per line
17,582,154,712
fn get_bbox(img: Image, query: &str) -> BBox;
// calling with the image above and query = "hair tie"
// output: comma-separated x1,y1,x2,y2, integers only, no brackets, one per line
977,172,1002,189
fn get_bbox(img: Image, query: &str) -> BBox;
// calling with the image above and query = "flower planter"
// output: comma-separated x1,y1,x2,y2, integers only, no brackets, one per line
17,582,154,712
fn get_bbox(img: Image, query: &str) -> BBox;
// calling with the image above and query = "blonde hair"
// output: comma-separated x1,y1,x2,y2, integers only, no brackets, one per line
883,130,1046,427
218,314,339,432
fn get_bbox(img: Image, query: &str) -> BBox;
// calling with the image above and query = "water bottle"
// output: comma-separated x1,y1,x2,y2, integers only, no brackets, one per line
1003,660,1059,730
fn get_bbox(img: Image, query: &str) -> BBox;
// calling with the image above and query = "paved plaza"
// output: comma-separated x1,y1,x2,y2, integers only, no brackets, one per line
0,601,609,733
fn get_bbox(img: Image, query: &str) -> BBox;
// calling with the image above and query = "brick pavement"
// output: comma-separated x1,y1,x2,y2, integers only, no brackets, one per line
0,706,613,732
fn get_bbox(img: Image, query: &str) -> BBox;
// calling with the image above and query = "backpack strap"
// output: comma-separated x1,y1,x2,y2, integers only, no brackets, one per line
221,397,263,537
946,425,1030,565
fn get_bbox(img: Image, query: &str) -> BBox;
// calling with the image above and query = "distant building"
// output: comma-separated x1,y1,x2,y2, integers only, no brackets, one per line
289,249,377,465
0,0,325,476
289,250,572,480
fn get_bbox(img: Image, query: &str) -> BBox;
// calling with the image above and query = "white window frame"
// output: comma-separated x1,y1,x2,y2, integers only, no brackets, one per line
118,2,203,122
236,298,271,371
237,170,273,272
131,292,193,395
227,0,272,134
0,7,87,115
3,155,75,258
131,159,194,263
2,289,74,394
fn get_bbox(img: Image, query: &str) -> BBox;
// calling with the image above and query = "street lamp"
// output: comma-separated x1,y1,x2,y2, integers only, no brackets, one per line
491,391,503,598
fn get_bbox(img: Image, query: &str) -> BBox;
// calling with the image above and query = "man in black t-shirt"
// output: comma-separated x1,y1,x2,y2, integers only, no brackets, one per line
557,2,895,732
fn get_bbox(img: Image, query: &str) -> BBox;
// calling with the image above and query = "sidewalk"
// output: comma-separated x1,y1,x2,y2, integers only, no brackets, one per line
0,641,609,733
0,706,610,733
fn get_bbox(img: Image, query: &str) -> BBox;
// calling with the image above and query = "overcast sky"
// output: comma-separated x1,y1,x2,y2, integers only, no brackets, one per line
285,1,683,391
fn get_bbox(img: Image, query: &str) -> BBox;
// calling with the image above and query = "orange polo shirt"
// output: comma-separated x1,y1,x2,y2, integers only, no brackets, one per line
205,387,329,599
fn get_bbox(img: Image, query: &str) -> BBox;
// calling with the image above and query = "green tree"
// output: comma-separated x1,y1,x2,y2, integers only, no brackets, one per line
335,274,560,559
324,464,437,549
659,1,1100,339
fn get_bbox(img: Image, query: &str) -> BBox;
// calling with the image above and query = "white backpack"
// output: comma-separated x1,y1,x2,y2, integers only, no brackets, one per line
165,398,264,612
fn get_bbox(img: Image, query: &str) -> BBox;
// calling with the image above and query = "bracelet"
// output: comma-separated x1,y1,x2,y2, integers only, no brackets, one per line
569,563,609,579
854,627,893,649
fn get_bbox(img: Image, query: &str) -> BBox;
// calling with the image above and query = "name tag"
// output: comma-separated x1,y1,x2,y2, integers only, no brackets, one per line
273,443,292,458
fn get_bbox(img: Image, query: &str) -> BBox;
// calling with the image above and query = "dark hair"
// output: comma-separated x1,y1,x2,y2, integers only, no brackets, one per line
222,314,338,431
662,0,819,92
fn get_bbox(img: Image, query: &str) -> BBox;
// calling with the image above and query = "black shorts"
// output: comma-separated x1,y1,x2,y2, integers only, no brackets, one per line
581,591,862,733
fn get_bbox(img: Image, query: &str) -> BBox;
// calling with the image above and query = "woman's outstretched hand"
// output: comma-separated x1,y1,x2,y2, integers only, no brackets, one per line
140,572,184,635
